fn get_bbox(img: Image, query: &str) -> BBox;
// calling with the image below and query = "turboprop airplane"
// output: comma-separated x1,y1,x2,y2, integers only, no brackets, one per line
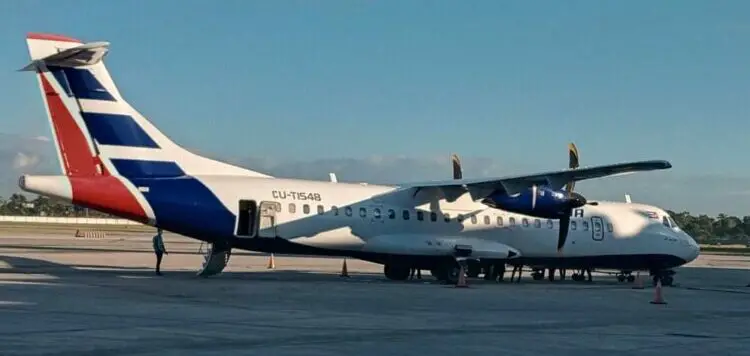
17,33,699,286
451,145,698,286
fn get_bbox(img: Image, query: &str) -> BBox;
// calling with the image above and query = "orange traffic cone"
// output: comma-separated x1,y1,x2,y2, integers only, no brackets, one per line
650,280,667,304
632,272,644,289
340,258,349,277
267,254,275,269
455,265,469,288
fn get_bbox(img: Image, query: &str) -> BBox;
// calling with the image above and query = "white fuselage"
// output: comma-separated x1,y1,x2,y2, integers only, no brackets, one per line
196,175,700,263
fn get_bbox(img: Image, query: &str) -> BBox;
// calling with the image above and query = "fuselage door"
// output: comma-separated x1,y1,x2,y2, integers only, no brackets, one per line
591,216,604,241
236,199,258,238
258,201,281,238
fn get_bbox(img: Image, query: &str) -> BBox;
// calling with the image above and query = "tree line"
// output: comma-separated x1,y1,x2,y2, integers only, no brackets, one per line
0,193,747,245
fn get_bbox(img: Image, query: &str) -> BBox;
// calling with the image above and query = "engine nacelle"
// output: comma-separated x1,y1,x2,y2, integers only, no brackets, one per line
481,185,586,219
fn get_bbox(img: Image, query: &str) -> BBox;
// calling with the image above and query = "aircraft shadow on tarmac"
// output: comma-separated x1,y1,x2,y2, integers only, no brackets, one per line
0,245,750,294
0,243,342,258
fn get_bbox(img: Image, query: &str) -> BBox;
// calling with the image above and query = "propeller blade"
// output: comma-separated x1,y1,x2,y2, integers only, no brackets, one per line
451,153,463,180
532,185,537,209
566,143,580,195
557,214,571,252
568,143,579,169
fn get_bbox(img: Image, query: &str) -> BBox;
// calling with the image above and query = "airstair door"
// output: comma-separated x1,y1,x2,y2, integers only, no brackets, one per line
591,216,604,241
258,201,280,238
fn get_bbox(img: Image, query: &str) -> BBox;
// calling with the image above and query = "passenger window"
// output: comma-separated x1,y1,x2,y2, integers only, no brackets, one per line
274,202,282,212
547,219,553,229
303,204,310,214
373,208,381,219
345,207,352,217
534,219,541,228
317,205,324,214
522,218,529,227
571,221,577,230
359,207,367,218
497,216,504,226
417,211,424,221
444,213,451,222
594,222,601,232
403,210,410,220
509,217,516,225
388,209,396,219
332,206,339,215
289,203,296,214
430,212,437,222
471,215,477,224
607,223,613,232
484,216,491,225
457,214,465,222
582,221,589,231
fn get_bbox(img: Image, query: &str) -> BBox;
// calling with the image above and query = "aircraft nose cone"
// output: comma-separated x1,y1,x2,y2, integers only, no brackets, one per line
569,192,587,208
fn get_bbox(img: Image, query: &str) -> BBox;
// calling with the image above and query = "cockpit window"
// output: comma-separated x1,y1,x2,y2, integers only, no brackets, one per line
662,216,670,227
667,216,679,229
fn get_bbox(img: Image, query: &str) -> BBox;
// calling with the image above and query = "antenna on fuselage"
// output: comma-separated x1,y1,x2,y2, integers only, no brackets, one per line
329,173,338,183
625,194,632,203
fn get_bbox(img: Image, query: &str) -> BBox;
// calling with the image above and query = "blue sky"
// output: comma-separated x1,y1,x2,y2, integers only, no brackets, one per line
0,1,749,215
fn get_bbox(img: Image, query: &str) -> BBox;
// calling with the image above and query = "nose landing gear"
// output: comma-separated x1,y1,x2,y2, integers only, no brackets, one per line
650,269,675,287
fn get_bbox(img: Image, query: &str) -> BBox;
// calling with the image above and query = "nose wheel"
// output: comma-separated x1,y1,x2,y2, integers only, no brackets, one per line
650,269,675,287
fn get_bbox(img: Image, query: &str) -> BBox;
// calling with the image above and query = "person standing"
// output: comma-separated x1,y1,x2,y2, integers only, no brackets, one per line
152,228,168,275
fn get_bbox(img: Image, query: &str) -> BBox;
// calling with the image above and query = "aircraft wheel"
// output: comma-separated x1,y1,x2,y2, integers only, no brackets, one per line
617,275,626,282
531,271,543,280
467,262,481,278
383,264,410,281
627,275,635,283
572,273,584,282
662,275,674,287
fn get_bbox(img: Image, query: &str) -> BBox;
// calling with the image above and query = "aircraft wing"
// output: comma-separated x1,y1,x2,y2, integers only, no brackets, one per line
397,160,671,202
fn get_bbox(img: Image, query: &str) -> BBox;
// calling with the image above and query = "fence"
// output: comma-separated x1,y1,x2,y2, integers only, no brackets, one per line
0,215,144,225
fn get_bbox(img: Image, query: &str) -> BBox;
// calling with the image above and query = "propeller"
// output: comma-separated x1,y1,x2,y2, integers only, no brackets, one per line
451,153,462,180
558,143,582,252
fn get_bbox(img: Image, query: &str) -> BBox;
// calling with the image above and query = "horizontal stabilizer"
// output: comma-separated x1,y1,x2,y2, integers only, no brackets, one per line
20,42,110,71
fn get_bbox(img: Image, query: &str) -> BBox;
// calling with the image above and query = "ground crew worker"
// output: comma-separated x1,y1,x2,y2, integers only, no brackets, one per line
152,228,167,275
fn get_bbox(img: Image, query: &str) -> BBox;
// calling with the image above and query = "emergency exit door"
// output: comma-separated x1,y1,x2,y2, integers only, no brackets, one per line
591,216,604,241
257,201,281,238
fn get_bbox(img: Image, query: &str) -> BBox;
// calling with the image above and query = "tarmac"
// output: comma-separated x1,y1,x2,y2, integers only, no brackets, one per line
1,230,750,356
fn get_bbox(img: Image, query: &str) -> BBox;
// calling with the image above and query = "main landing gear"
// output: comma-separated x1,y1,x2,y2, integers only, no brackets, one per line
616,271,636,283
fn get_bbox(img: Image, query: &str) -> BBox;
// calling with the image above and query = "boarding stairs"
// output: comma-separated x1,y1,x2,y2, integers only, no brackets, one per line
197,241,232,277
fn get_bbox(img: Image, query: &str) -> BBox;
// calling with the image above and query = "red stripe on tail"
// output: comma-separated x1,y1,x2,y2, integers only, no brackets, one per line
40,73,148,223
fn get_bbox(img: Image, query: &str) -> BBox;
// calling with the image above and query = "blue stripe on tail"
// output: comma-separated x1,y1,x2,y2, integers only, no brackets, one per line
81,113,159,148
111,159,184,178
47,66,116,101
114,159,237,239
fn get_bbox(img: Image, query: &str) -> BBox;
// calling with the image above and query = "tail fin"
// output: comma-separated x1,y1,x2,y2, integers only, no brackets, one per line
23,32,271,180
